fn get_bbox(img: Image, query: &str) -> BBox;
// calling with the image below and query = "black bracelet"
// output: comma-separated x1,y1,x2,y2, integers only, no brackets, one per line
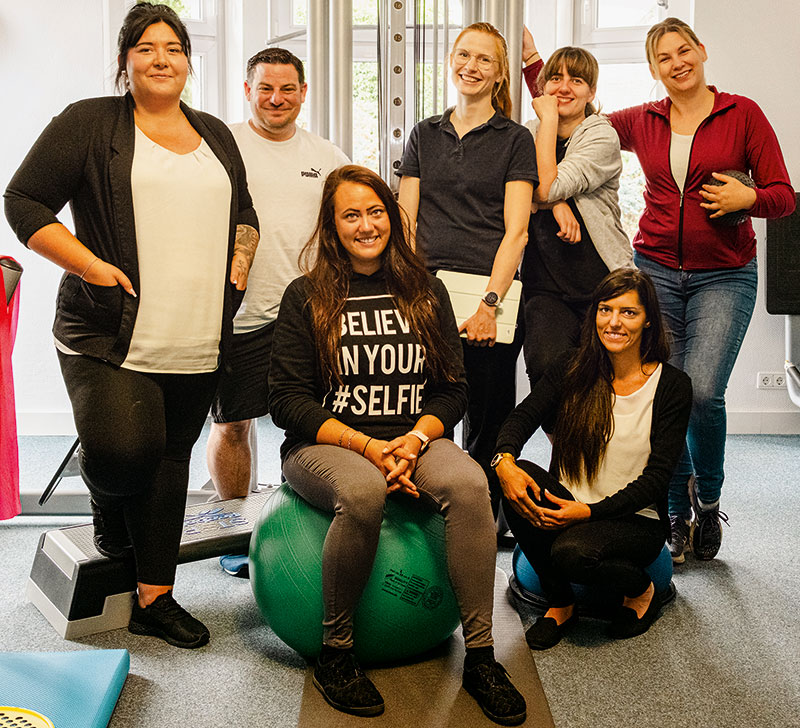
361,437,373,456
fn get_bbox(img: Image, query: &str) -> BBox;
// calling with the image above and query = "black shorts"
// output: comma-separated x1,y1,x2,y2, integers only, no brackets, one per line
211,322,275,423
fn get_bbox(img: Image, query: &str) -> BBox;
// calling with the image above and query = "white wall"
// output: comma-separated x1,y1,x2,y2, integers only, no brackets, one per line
694,0,800,432
2,1,109,434
2,1,268,434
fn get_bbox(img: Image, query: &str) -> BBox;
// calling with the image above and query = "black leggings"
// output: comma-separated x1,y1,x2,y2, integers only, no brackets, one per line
461,304,525,509
503,460,665,606
522,292,588,390
58,352,218,585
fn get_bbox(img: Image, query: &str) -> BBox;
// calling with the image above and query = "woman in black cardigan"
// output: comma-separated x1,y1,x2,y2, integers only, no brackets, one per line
493,269,691,648
4,3,258,649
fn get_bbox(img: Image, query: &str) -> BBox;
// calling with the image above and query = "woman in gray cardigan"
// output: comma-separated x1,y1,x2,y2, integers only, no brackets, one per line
521,45,632,390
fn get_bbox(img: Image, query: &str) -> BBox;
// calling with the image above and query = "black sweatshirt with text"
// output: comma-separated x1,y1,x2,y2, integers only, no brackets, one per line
269,270,468,460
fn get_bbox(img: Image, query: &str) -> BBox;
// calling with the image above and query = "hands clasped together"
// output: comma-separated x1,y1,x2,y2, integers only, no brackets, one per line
496,458,590,529
362,433,423,498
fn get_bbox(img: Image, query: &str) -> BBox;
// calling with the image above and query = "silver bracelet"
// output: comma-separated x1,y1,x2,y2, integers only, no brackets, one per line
80,257,99,280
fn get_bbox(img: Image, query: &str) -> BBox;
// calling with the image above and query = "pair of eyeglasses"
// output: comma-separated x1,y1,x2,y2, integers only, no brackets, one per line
452,48,497,70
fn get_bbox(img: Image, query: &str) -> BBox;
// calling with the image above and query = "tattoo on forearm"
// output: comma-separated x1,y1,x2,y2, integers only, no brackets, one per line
234,224,259,265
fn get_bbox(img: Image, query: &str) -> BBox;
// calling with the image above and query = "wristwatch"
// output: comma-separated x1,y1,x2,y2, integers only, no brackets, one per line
481,291,499,307
408,429,430,454
490,452,515,469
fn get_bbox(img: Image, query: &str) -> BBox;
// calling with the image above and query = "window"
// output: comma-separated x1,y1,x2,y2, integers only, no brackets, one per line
574,0,693,62
106,0,223,114
573,0,694,237
270,0,465,173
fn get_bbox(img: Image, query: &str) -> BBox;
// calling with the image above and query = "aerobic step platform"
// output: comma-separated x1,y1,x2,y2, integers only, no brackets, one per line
27,491,274,639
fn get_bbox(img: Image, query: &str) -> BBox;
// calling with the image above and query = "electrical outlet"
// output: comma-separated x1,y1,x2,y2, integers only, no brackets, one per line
756,371,787,389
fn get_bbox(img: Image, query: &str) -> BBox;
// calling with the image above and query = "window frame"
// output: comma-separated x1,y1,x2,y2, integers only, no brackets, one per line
573,0,694,63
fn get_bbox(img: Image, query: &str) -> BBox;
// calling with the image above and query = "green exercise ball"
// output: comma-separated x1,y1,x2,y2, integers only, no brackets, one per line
249,483,461,663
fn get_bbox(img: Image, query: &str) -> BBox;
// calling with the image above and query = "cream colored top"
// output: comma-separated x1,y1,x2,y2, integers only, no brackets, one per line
123,126,232,373
670,131,694,193
564,364,663,520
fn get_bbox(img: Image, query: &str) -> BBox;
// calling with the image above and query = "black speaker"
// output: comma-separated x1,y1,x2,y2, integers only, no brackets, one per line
766,194,800,314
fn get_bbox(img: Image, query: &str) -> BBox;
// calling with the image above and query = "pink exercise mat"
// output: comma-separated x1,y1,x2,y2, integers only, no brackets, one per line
1,255,21,519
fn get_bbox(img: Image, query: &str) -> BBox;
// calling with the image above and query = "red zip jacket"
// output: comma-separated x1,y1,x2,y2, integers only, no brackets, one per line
610,89,794,270
524,64,795,271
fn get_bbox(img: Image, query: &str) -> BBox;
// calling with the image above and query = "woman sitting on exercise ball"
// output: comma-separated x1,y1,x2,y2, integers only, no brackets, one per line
268,165,526,725
493,269,692,648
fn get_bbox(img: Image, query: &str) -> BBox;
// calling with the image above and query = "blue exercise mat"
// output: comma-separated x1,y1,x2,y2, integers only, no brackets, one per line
0,649,129,728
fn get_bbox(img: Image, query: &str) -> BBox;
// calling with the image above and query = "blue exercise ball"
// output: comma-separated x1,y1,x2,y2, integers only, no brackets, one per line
511,543,674,613
250,484,461,663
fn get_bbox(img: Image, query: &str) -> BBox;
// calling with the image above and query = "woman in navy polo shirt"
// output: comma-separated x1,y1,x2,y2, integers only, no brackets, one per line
398,22,536,510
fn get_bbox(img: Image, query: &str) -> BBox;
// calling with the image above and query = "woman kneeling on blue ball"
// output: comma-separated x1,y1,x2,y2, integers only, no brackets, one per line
269,165,526,725
494,269,692,648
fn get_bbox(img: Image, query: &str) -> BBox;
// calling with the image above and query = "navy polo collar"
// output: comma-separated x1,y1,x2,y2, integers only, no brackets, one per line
431,107,510,131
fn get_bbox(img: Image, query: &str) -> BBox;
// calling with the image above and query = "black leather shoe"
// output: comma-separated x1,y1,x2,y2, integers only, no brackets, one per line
89,497,132,560
525,611,578,650
608,593,661,640
129,592,210,649
462,658,527,726
313,648,384,717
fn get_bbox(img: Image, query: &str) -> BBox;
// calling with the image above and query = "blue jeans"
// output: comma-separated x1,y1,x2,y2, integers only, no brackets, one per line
634,253,758,515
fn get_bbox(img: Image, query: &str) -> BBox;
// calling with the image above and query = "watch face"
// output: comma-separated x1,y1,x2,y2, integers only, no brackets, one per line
483,291,499,306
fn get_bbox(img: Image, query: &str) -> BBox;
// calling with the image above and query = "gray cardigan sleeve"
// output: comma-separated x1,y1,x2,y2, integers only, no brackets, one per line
546,117,623,203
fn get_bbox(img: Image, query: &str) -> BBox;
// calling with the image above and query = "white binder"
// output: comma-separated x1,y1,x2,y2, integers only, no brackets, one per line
436,270,522,345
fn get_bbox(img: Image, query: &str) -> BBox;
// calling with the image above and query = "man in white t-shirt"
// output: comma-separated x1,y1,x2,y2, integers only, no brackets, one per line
207,49,348,566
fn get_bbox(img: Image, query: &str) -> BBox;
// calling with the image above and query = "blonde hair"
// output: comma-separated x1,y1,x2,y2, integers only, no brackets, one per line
451,22,512,117
537,46,600,116
645,17,703,72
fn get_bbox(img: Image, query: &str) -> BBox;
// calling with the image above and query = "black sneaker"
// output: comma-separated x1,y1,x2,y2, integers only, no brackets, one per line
128,592,210,649
688,479,728,560
89,497,132,560
668,515,691,564
462,658,527,726
313,648,384,717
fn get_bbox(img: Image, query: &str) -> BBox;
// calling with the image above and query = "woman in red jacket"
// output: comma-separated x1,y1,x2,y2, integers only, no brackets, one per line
522,18,794,563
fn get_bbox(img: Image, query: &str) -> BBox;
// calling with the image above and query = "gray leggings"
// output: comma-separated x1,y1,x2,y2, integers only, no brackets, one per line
283,438,496,650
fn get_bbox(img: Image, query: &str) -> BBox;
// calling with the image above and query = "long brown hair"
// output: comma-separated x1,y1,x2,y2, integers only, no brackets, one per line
299,165,460,386
552,268,671,484
451,22,512,117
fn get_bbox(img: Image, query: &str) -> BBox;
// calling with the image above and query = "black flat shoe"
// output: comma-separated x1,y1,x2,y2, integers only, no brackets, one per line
525,611,578,650
608,593,661,640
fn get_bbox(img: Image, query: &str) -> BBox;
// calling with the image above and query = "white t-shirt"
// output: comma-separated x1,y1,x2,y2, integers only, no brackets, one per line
670,131,694,193
564,363,663,520
123,126,232,373
229,122,349,334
